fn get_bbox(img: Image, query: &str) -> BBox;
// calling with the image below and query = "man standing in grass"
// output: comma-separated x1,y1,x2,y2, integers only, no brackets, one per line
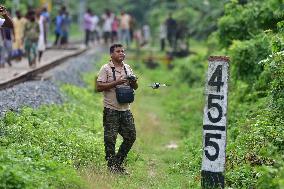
96,44,138,174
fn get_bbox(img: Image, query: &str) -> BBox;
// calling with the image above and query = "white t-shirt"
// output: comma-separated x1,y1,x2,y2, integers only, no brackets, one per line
90,15,99,32
0,18,5,27
102,14,113,32
38,15,46,51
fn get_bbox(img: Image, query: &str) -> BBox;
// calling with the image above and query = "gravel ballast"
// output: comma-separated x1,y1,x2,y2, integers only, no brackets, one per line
0,50,100,117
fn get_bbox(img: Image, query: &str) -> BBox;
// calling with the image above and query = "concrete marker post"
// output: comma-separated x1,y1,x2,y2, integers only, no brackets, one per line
201,56,230,188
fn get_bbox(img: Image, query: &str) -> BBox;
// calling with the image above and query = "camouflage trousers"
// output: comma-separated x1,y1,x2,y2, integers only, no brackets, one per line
103,107,136,167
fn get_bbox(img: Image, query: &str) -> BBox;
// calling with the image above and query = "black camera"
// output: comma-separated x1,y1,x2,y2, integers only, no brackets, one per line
125,75,137,81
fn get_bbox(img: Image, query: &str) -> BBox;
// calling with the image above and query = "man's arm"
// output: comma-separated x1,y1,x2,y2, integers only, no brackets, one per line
2,14,13,28
0,6,13,29
96,76,127,92
130,80,138,90
127,66,138,90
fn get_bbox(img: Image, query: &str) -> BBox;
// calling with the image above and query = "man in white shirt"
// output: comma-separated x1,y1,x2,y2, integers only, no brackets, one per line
102,9,113,44
90,13,99,44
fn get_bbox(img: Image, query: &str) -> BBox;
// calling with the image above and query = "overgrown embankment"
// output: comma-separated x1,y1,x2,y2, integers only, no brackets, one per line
0,53,105,188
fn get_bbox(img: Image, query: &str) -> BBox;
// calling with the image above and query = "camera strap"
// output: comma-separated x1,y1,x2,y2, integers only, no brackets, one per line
110,66,128,81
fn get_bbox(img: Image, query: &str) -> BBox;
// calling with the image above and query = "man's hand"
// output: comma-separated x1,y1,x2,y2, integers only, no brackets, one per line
96,76,127,92
116,76,128,85
129,77,138,90
0,5,7,16
129,79,137,85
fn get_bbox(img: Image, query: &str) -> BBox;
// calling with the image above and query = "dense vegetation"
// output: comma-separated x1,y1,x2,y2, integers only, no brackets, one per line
177,0,284,187
0,83,105,188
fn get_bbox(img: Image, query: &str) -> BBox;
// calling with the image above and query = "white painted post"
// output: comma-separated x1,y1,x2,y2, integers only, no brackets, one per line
201,56,230,188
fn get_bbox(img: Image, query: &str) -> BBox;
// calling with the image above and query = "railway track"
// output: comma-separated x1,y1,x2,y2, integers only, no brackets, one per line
0,47,87,91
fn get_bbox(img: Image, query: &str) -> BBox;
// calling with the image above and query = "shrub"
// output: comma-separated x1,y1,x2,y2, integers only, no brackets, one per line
217,0,284,47
174,54,206,86
229,33,271,83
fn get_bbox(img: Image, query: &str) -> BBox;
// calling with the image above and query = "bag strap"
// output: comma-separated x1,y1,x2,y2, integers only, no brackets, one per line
123,66,128,75
110,65,128,81
111,67,116,81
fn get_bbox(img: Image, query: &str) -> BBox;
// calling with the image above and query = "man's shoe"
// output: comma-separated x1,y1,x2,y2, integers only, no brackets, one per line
108,165,129,175
116,166,130,175
108,166,118,173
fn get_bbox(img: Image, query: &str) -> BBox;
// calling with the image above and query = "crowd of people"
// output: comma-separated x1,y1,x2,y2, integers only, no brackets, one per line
0,3,188,70
83,9,136,48
0,5,142,69
83,8,153,49
0,5,50,69
0,5,72,69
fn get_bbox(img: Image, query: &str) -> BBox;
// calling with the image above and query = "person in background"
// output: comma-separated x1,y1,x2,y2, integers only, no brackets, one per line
54,9,63,47
1,27,13,68
119,10,131,47
84,8,93,47
0,35,4,68
159,22,166,51
37,9,46,63
129,16,135,42
12,10,27,61
133,28,142,49
111,16,119,43
24,10,39,68
90,11,99,46
41,7,50,45
0,9,12,67
61,11,71,47
142,24,151,46
1,25,13,67
165,13,177,50
0,5,13,29
102,9,113,45
0,5,13,69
